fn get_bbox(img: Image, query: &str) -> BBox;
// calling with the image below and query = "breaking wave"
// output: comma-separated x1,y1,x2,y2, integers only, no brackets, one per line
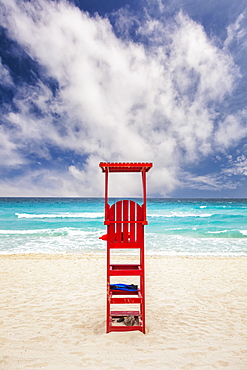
15,212,104,219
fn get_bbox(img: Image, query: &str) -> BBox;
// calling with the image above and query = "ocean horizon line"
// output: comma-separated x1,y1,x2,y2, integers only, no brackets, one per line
0,196,246,200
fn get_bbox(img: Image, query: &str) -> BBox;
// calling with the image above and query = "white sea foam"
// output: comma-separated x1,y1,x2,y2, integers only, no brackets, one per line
0,227,105,254
1,228,246,256
145,233,247,256
0,227,103,236
0,229,60,235
240,230,247,236
15,212,104,219
207,230,229,234
148,212,213,218
163,227,183,231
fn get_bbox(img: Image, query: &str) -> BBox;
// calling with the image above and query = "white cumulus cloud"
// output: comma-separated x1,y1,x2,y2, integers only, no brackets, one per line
0,0,245,196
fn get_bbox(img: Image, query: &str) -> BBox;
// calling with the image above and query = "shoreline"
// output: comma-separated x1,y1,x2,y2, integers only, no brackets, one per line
1,252,247,259
1,254,246,369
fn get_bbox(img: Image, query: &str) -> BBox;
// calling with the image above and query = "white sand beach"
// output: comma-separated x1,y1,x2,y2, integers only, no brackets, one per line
0,254,246,369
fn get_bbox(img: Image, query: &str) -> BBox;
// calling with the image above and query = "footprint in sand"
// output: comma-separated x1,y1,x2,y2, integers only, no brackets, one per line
216,360,229,367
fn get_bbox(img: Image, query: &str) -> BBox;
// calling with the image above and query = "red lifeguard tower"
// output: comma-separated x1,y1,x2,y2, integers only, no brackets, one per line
99,162,152,333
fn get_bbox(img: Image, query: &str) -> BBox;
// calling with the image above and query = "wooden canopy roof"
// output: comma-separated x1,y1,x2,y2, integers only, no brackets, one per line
99,162,153,173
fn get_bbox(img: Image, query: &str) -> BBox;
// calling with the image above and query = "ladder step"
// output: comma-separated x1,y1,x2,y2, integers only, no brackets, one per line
109,264,142,276
111,310,140,317
108,325,144,332
109,242,143,249
110,289,142,296
110,293,142,304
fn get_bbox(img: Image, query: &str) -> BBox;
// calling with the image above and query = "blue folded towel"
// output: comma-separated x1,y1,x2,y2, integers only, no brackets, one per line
110,284,138,291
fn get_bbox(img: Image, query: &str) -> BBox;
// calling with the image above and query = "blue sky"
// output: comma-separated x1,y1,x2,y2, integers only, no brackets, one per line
0,0,246,197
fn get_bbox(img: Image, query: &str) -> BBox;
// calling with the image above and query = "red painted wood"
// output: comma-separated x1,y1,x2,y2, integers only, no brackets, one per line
137,203,143,242
109,204,115,243
116,201,122,242
107,325,143,332
110,310,140,317
99,162,152,334
123,200,129,242
110,264,140,270
110,289,142,296
108,242,142,249
110,296,142,304
129,200,136,243
99,162,152,173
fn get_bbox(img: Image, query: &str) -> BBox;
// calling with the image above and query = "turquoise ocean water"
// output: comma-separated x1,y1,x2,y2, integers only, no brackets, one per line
0,198,246,256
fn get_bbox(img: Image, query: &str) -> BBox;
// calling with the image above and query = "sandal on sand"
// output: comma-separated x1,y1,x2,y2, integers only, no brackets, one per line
124,315,136,326
117,317,125,323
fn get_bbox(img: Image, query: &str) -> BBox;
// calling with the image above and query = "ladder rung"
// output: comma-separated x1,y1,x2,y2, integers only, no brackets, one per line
110,296,142,304
108,325,144,332
110,289,142,296
111,310,140,317
109,243,143,249
109,264,142,276
110,264,140,270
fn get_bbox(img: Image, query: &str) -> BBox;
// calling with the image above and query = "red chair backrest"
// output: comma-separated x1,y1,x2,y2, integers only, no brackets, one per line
108,200,144,244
